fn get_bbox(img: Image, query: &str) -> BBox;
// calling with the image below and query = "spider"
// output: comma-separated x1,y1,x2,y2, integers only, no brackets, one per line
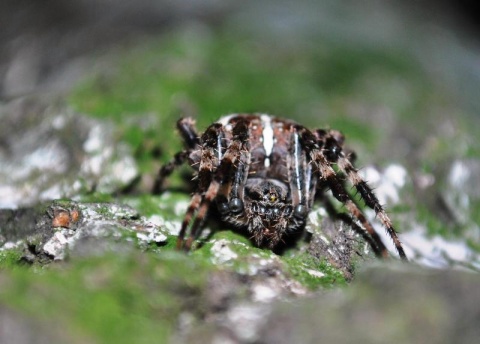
154,114,407,260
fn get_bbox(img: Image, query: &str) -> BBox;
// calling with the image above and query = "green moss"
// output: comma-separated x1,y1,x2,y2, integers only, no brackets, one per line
191,230,255,262
193,229,347,290
123,193,190,219
0,251,211,343
93,204,116,217
283,253,347,290
0,249,23,269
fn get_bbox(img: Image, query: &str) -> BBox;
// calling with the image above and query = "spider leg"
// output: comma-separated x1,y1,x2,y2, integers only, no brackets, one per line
321,161,390,258
180,119,251,250
177,123,223,249
320,191,383,257
337,154,407,260
289,131,307,211
153,117,200,194
318,128,407,260
177,117,201,149
226,143,250,206
152,150,189,194
301,128,392,259
287,130,317,230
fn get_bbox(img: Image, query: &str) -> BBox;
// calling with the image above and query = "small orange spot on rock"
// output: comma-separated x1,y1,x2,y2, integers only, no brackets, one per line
52,211,71,228
70,209,80,223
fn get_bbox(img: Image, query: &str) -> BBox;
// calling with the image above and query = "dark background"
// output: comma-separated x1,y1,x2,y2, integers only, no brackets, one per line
1,0,479,100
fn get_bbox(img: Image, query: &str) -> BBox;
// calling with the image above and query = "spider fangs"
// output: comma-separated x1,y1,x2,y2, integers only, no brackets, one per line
154,114,407,260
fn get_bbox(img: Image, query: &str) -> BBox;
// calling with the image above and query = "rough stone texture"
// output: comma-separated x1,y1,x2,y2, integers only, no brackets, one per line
0,200,169,263
0,97,138,208
306,212,360,280
254,266,480,344
0,306,76,344
178,266,480,344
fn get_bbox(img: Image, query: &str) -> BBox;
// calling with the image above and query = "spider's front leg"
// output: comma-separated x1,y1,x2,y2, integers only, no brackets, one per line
178,119,251,251
299,129,393,259
336,154,407,260
176,122,223,250
286,129,317,231
322,129,407,260
153,117,200,194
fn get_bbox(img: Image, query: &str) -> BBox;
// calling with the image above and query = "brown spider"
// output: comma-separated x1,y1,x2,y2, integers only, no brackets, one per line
154,114,407,260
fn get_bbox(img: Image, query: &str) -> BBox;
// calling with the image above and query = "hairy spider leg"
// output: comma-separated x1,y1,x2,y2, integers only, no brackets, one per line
153,117,201,194
299,128,393,259
152,151,189,194
215,118,252,223
177,123,223,249
320,129,407,260
336,154,407,260
316,130,394,257
177,117,201,149
286,129,318,234
320,193,384,257
181,119,251,250
218,136,252,237
288,131,308,216
316,151,390,258
227,145,250,207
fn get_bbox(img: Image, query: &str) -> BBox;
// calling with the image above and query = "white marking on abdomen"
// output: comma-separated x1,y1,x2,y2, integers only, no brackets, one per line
217,114,237,131
261,114,274,167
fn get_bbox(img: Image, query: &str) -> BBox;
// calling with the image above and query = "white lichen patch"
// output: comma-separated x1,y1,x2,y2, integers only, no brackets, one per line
401,225,480,270
80,127,138,194
305,206,327,233
366,205,480,270
147,214,181,236
242,254,278,276
211,239,239,265
305,268,325,278
0,106,139,208
449,160,471,190
359,162,480,270
226,304,270,342
136,229,167,245
251,283,279,303
249,264,308,301
0,240,24,251
444,159,480,224
43,230,75,260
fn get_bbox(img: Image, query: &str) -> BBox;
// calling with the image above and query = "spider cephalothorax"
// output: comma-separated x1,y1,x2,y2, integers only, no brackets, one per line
154,114,407,260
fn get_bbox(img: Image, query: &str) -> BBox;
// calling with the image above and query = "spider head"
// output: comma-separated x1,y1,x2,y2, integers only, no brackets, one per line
217,178,306,247
244,178,293,246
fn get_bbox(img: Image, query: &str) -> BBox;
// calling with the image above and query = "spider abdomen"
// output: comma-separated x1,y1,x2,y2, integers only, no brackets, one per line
216,114,295,182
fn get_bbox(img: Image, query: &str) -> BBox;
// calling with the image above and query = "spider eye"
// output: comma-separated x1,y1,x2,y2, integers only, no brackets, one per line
217,202,229,215
294,205,307,218
284,205,293,216
229,198,244,213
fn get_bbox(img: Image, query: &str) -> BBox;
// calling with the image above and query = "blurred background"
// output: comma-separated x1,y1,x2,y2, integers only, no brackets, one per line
1,0,480,108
